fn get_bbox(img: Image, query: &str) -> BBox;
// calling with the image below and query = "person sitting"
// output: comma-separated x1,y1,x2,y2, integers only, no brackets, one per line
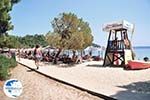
124,38,130,49
76,55,82,64
143,57,149,62
28,50,32,59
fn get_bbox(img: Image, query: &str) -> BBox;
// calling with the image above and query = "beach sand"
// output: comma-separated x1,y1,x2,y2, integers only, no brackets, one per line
34,60,150,100
3,57,149,100
0,64,102,100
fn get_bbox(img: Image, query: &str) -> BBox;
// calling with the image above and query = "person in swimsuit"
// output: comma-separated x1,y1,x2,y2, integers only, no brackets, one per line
34,45,42,69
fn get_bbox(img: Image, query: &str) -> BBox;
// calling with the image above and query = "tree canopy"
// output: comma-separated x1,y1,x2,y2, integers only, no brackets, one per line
0,34,48,48
0,0,20,35
18,34,48,48
0,0,21,48
46,32,61,48
0,35,20,48
46,12,93,50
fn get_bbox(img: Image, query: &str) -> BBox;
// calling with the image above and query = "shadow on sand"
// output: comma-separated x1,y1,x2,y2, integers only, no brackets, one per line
27,69,35,72
86,64,105,67
57,63,77,68
86,64,123,68
26,68,37,72
110,80,150,100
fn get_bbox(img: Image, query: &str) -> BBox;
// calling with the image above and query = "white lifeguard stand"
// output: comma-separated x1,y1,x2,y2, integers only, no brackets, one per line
103,20,134,67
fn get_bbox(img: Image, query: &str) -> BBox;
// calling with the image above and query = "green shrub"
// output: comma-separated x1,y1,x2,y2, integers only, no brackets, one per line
0,55,17,80
0,55,10,80
9,58,17,68
0,64,9,80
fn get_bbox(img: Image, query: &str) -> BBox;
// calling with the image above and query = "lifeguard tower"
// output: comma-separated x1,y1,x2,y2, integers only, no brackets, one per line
103,20,134,67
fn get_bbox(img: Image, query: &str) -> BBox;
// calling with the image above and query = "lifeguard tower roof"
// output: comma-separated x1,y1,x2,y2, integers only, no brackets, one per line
102,20,134,32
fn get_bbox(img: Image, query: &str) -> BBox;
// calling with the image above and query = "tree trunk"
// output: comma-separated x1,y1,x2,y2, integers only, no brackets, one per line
71,50,76,62
72,50,76,58
89,50,92,56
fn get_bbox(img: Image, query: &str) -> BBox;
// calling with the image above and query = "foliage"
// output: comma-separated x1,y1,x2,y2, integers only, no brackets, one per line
46,32,61,48
0,0,20,35
18,34,48,48
0,34,48,48
65,31,84,50
0,55,17,80
47,12,93,50
0,35,21,48
9,57,17,68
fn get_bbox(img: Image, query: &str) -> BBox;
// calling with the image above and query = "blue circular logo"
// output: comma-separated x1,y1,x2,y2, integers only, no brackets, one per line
3,79,23,98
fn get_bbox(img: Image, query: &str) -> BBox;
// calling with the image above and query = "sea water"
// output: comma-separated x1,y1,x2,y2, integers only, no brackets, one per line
90,46,150,60
63,46,150,60
133,46,150,60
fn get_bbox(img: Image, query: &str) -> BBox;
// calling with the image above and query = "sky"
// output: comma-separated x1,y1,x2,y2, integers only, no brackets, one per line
10,0,150,46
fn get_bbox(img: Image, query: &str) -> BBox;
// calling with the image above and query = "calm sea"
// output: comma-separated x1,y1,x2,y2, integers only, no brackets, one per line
133,46,150,60
63,46,150,60
90,46,150,60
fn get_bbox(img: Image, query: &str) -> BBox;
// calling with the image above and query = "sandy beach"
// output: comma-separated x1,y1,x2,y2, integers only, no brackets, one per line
17,58,150,100
0,64,102,100
1,58,150,100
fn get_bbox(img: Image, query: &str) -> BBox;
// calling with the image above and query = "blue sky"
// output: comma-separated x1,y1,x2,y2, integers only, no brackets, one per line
10,0,150,46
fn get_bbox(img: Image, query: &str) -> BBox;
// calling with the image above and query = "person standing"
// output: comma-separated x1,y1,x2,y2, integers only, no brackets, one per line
34,45,42,69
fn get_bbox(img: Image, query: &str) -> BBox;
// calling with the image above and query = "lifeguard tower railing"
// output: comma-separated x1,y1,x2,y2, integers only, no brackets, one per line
107,40,131,52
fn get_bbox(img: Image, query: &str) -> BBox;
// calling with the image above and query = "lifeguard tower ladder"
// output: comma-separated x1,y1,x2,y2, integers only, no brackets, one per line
103,20,134,67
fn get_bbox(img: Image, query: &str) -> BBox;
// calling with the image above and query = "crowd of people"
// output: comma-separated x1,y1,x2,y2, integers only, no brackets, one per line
16,45,102,68
0,48,16,60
